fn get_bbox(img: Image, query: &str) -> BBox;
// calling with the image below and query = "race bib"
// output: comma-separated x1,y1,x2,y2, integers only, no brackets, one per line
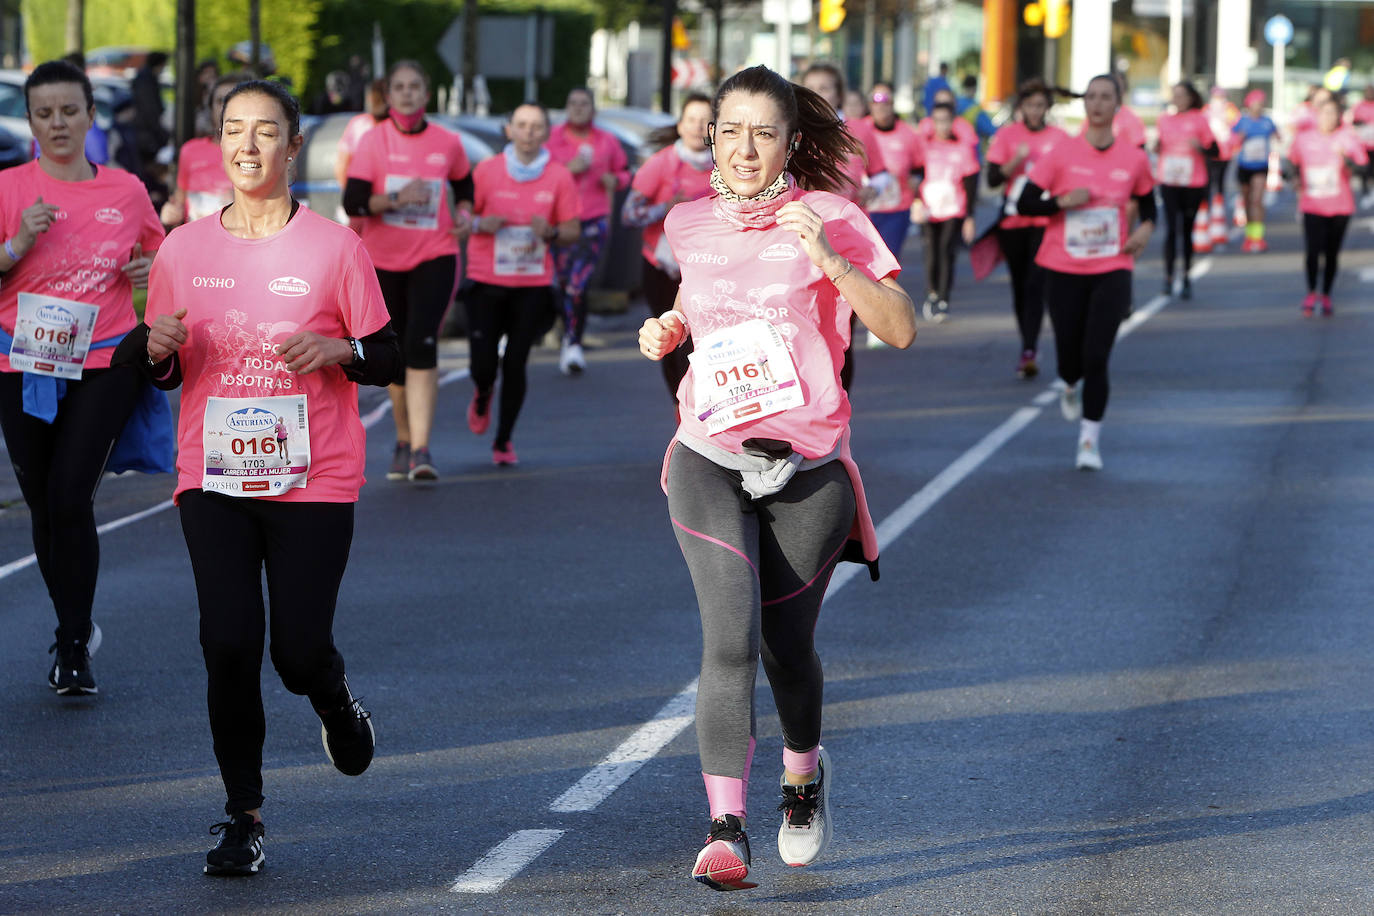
202,395,310,497
1358,124,1374,148
689,319,805,435
9,293,100,379
1003,174,1029,217
1240,136,1269,164
1304,165,1340,199
1064,207,1121,260
187,190,231,222
383,175,443,229
493,226,548,277
1161,154,1194,185
922,179,960,221
867,171,901,212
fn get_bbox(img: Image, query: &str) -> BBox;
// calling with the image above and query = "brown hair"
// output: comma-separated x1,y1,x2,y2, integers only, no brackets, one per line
649,91,712,150
711,64,861,193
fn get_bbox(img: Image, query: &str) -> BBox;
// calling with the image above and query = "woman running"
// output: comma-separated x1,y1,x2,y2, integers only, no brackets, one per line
333,78,388,226
1017,73,1155,471
466,102,579,466
1231,90,1280,252
343,60,472,482
987,78,1068,377
1155,81,1218,299
1346,84,1374,206
638,64,915,891
1289,95,1368,316
0,60,165,695
133,79,400,876
547,87,630,375
162,73,243,226
912,101,979,323
621,92,714,400
854,82,925,261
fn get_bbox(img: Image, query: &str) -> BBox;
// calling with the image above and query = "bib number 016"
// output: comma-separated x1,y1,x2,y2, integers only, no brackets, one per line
231,435,279,457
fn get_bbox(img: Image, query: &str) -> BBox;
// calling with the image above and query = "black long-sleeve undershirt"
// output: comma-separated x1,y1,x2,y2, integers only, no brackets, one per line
1016,179,1157,225
342,175,473,218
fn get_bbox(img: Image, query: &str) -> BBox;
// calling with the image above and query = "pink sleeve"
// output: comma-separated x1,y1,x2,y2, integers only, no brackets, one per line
553,171,580,223
1132,152,1155,196
340,238,392,338
136,192,167,253
961,146,981,179
448,133,472,180
345,130,379,182
910,134,926,171
609,134,630,190
834,200,901,280
631,151,665,198
1350,134,1370,166
1027,149,1056,190
986,129,1009,165
144,236,174,325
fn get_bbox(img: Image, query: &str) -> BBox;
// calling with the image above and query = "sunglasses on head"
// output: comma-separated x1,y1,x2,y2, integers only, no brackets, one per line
871,91,892,104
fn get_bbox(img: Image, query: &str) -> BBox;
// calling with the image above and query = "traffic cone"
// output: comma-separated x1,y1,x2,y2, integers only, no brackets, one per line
1192,203,1213,254
1266,150,1282,192
1233,195,1247,228
1210,193,1228,247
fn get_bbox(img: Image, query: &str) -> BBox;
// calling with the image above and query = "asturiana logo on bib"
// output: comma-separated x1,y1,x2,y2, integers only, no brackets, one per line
269,276,311,297
684,252,729,265
758,243,799,261
226,407,279,434
35,304,75,327
94,207,124,225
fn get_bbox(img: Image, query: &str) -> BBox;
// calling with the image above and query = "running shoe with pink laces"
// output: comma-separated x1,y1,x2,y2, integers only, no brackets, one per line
691,814,757,891
777,746,833,867
492,443,518,466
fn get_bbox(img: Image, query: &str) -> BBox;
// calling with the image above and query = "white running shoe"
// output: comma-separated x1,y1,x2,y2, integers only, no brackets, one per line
777,746,832,867
559,341,586,375
1076,437,1103,471
1059,382,1082,422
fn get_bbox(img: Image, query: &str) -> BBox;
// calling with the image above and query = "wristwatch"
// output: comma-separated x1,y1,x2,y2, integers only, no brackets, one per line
348,337,365,364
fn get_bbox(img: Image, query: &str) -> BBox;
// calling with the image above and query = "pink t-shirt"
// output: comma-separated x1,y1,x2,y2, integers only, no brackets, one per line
176,137,234,223
1029,134,1154,276
346,118,472,271
987,122,1067,229
919,136,981,221
467,155,580,287
1292,103,1317,134
1289,127,1369,217
338,113,381,157
0,161,164,373
546,123,629,222
856,117,926,212
1155,109,1213,187
630,144,713,263
1347,101,1374,148
145,206,391,503
664,189,900,458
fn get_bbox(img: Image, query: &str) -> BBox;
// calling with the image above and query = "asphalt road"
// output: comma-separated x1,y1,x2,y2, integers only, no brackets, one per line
3,192,1374,915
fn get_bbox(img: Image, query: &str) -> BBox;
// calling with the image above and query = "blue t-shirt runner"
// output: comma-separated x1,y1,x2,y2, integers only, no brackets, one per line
1232,114,1279,171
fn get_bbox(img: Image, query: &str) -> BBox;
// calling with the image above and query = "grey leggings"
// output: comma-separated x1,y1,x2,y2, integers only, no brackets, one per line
666,444,856,779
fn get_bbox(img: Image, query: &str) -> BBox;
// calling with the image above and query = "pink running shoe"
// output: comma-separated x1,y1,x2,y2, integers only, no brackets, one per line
1301,292,1317,317
692,815,757,891
467,393,490,435
1320,294,1333,317
491,443,518,466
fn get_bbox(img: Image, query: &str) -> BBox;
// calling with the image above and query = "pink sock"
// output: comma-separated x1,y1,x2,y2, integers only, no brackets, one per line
703,737,754,820
783,745,820,779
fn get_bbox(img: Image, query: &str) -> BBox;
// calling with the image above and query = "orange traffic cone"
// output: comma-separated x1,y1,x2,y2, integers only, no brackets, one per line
1192,203,1213,254
1210,193,1228,247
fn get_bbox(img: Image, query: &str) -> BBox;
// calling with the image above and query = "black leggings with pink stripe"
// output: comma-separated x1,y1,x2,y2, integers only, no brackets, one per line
666,444,854,813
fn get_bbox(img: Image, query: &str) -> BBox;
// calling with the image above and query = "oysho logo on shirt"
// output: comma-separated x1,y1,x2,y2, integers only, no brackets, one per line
535,190,555,203
193,276,236,288
94,207,124,225
683,252,729,265
758,243,799,262
426,153,447,166
1110,169,1131,182
269,276,311,297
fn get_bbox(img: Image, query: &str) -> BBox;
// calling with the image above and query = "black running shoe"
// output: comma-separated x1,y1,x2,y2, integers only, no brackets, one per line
47,622,101,696
205,813,265,876
318,679,374,776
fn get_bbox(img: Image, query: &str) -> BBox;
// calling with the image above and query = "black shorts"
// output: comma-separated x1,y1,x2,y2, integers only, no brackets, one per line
1236,167,1266,186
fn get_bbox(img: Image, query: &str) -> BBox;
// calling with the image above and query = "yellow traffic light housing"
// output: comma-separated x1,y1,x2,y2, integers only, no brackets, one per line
820,0,846,33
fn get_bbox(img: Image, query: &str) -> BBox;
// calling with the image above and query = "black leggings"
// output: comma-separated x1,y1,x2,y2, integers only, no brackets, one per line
0,367,141,645
1044,269,1131,422
466,280,553,448
922,218,960,302
1302,213,1351,295
666,445,855,784
641,259,693,400
375,255,457,372
997,226,1046,352
1207,159,1228,201
179,490,354,815
1158,185,1207,281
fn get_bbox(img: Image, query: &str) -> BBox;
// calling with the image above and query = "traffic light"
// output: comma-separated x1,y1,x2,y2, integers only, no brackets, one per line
819,0,846,33
1044,0,1069,39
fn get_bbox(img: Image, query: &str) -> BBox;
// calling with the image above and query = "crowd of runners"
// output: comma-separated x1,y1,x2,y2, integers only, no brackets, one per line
3,49,1370,888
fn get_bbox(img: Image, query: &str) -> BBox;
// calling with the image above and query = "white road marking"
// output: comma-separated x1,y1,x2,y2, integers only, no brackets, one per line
457,259,1210,893
0,369,472,584
450,829,566,894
